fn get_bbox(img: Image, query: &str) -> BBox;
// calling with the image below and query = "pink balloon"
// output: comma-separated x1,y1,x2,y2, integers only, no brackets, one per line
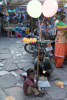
42,0,58,17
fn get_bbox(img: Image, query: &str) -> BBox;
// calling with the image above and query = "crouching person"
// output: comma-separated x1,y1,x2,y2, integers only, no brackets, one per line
23,68,45,97
34,50,53,77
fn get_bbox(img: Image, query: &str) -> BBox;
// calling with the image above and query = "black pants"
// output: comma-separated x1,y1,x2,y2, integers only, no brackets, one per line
34,62,51,77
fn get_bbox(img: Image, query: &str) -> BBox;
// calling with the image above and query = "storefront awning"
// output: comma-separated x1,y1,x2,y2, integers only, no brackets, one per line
0,0,66,6
6,0,61,5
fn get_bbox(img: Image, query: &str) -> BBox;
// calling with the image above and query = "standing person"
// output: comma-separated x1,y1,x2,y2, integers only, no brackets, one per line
39,22,45,35
21,14,24,22
54,14,67,68
13,17,18,24
23,68,45,97
53,16,59,36
46,21,53,35
39,18,46,35
53,16,59,27
51,20,54,28
18,14,21,23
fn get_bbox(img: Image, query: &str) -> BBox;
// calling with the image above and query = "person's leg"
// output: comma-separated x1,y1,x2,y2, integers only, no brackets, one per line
27,86,39,95
54,42,66,67
27,86,33,94
55,57,65,68
37,84,41,91
54,55,57,65
66,43,67,55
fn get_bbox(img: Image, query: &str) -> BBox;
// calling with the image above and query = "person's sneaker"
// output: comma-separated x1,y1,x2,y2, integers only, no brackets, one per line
36,92,45,97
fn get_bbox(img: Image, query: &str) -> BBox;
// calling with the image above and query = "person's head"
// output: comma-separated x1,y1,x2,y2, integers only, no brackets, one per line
60,14,66,23
47,21,51,25
40,21,42,25
53,16,57,21
15,17,17,20
44,23,46,26
39,50,44,61
26,69,35,79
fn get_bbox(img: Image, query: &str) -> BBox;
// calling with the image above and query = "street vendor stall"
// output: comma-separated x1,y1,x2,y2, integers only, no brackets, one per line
4,25,30,37
1,5,30,37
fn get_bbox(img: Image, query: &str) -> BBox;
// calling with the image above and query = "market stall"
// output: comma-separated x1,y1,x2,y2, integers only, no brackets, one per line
3,25,30,37
1,5,30,37
0,0,67,37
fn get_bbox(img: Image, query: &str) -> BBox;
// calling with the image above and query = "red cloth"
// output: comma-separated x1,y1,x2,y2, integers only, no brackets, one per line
18,34,21,37
54,56,64,67
66,43,67,55
54,42,67,67
54,42,66,57
23,77,34,94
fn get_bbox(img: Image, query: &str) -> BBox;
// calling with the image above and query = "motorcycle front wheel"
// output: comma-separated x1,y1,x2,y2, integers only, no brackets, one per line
24,44,35,54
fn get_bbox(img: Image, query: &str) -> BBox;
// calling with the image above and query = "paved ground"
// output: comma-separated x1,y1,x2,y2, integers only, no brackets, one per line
0,37,67,100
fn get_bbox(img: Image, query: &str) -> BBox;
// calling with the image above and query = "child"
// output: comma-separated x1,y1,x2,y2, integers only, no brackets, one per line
46,43,53,57
23,68,45,97
34,50,53,77
46,21,52,34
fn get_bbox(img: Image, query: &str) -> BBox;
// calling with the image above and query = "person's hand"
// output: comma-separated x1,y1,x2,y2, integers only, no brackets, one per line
42,70,47,74
47,70,50,74
36,84,38,89
36,77,39,82
34,79,38,89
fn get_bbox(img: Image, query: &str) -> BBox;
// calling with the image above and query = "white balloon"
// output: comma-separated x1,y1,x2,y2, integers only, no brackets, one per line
27,0,42,18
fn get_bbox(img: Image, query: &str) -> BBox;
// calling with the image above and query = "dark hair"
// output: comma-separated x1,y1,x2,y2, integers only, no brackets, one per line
47,21,51,24
60,14,66,21
15,17,17,20
26,68,34,77
39,50,44,55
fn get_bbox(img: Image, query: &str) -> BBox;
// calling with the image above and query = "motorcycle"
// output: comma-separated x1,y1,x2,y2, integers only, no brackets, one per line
24,28,55,59
24,40,54,60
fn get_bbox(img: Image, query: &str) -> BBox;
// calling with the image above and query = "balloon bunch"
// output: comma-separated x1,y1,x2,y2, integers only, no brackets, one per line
27,0,58,18
22,38,37,44
55,81,64,88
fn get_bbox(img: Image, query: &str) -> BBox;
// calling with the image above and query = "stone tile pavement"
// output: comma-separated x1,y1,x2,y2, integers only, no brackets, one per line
0,37,67,100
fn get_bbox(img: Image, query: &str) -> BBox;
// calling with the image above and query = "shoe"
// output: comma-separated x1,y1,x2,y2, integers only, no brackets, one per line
57,66,64,68
39,91,45,94
60,65,64,68
36,92,45,97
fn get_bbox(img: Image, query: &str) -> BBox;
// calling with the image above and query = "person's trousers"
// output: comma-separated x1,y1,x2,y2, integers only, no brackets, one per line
66,43,67,55
27,86,40,95
54,42,67,67
54,56,64,67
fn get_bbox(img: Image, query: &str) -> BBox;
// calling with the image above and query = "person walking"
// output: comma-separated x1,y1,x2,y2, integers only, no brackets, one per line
54,14,67,68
